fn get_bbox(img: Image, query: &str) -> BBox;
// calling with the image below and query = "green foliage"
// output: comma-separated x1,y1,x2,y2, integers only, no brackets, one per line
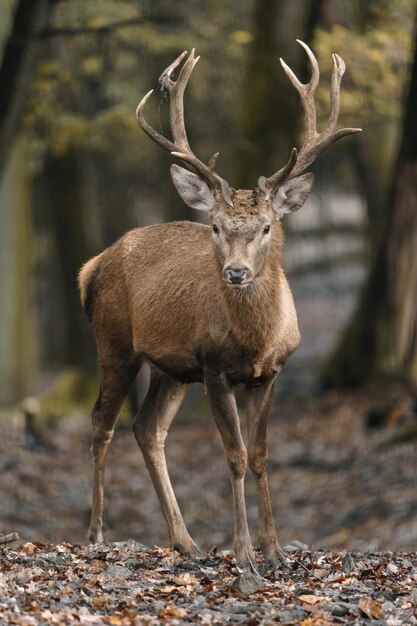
22,0,416,182
23,0,253,179
0,0,17,49
313,0,416,127
31,368,98,417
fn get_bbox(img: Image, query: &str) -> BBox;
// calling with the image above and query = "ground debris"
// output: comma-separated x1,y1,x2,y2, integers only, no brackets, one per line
342,552,356,573
0,543,416,624
0,532,19,545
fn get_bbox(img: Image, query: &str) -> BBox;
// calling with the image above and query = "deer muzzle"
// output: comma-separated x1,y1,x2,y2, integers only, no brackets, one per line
223,266,251,286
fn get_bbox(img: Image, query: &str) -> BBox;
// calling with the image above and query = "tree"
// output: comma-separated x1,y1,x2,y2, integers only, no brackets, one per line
236,0,321,188
0,0,54,181
312,1,416,256
322,19,417,390
0,0,54,403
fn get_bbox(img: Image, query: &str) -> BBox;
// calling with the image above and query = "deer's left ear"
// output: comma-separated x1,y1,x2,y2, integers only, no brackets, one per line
271,173,314,219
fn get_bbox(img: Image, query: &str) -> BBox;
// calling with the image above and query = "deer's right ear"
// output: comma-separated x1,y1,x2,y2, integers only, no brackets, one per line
170,165,216,212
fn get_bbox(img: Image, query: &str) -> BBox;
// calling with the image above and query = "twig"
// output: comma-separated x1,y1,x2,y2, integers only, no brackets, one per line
283,550,323,581
0,532,19,545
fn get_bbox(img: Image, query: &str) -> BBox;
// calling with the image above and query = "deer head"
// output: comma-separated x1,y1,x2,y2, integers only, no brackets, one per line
136,43,361,288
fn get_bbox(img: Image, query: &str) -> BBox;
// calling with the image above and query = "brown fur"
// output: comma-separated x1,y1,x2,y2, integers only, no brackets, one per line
78,253,103,308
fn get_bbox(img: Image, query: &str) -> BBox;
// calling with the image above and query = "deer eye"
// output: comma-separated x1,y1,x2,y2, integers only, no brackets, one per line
212,224,219,234
263,225,271,235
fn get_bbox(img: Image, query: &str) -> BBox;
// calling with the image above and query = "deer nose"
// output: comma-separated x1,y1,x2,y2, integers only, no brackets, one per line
225,267,248,284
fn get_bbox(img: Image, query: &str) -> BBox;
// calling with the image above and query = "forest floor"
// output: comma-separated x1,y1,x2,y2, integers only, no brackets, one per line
1,539,416,625
0,387,417,623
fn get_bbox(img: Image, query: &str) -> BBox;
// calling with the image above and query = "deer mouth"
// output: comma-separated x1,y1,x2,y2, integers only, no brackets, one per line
225,281,251,290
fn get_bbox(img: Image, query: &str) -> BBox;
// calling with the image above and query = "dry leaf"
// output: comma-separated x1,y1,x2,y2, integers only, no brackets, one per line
158,605,187,619
300,615,334,626
23,542,37,554
171,573,198,586
358,599,383,619
108,616,124,626
159,585,177,594
298,594,321,605
92,594,111,608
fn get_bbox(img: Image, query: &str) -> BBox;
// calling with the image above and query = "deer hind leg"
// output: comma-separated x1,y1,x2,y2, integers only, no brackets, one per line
204,367,256,571
133,368,199,555
245,374,288,567
88,355,140,543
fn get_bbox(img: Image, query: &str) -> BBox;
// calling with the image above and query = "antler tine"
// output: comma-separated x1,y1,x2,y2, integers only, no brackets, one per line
258,148,298,197
136,90,176,153
158,50,188,85
280,39,320,141
136,50,233,206
260,40,362,194
136,50,194,152
326,53,345,134
160,48,199,153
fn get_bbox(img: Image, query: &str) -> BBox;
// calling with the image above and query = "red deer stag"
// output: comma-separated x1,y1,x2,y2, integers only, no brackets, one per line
79,41,360,575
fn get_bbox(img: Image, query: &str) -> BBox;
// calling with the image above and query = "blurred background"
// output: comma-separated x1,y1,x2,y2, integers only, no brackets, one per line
0,0,416,553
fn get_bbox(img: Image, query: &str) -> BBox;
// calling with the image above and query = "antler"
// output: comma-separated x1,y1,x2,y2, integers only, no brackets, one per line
136,49,233,206
258,40,362,197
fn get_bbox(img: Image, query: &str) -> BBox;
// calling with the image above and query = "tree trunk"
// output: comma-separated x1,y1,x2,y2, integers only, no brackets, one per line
322,27,417,389
0,0,54,182
235,0,318,188
33,149,95,370
0,137,34,403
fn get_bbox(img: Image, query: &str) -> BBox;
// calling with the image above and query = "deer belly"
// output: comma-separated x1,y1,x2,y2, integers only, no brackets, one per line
146,353,204,384
202,350,281,387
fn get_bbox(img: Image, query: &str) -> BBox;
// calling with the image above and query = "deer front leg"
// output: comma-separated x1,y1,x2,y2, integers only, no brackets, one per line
245,374,288,567
204,367,256,571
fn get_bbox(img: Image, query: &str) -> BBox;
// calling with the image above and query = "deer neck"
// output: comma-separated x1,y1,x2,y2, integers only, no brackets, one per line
222,232,284,353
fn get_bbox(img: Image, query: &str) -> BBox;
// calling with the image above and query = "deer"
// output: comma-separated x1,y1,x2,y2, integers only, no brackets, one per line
78,41,361,579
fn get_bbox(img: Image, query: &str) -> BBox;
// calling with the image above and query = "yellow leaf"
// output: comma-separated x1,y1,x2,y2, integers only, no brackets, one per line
229,30,253,45
158,605,187,619
300,615,333,625
298,594,321,605
358,599,383,619
171,573,198,586
92,594,111,608
159,585,177,594
23,542,36,554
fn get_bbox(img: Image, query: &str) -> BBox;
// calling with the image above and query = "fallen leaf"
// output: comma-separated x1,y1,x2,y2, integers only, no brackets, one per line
23,542,37,554
298,594,321,605
358,599,383,619
158,605,187,619
159,585,177,594
300,616,334,626
171,573,198,586
92,594,111,608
